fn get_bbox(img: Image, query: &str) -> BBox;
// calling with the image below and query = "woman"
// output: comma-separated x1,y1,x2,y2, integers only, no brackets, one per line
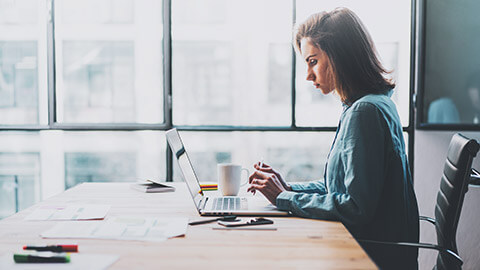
248,8,419,269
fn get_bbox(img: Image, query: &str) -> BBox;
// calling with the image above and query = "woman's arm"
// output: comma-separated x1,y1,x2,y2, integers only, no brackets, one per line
276,103,387,225
289,181,327,194
249,163,327,195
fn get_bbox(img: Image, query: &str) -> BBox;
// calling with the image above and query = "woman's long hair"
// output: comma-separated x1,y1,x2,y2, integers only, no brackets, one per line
294,8,395,104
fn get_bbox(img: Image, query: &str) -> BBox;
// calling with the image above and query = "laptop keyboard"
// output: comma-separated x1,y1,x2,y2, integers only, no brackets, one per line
212,197,248,211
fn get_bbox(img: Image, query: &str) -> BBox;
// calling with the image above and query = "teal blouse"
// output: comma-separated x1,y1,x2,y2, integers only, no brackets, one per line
276,92,419,269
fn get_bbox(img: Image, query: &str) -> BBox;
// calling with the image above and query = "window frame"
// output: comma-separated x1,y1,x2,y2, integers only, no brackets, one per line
0,0,415,182
414,0,480,131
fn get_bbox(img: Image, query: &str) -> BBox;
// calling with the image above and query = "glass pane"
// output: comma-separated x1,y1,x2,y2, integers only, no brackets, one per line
0,174,40,219
422,0,480,125
0,0,47,125
295,0,411,127
172,0,293,126
173,131,335,183
65,152,136,188
0,132,41,219
55,0,164,124
63,131,166,189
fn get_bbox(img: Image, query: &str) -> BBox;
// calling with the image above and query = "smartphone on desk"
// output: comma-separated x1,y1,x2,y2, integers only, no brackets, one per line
217,217,273,227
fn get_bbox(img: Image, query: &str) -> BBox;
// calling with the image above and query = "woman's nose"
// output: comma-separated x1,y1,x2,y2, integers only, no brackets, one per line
306,70,315,81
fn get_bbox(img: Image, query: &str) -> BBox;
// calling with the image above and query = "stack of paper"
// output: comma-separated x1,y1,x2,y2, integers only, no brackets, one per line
130,181,175,193
41,217,188,242
25,205,111,221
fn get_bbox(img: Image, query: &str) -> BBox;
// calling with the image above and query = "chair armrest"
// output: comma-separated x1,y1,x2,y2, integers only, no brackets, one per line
471,168,480,186
419,216,436,225
358,239,463,266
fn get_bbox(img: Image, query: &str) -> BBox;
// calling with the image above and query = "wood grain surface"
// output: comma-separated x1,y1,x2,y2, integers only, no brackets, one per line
0,183,377,269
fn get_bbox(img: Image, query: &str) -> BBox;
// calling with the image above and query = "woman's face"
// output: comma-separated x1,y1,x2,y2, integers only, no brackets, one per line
300,38,335,95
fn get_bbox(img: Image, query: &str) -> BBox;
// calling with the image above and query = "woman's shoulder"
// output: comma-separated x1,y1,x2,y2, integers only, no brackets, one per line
342,92,400,126
340,92,401,137
349,92,394,114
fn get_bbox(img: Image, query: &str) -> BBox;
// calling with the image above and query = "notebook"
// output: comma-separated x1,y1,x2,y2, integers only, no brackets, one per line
130,180,176,193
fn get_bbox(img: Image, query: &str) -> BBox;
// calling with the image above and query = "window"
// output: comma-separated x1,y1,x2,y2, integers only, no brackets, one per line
171,0,293,126
174,131,335,183
418,0,480,128
0,0,47,125
60,41,136,123
62,131,166,189
54,0,164,124
0,0,413,219
0,133,41,219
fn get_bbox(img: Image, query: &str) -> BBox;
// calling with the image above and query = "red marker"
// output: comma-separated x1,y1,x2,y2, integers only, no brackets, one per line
23,245,78,252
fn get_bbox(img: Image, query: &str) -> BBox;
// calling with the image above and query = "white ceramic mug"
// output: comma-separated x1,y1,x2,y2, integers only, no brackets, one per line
217,163,249,196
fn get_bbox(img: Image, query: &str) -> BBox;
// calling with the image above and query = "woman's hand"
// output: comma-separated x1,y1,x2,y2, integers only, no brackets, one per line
248,162,291,205
252,162,292,191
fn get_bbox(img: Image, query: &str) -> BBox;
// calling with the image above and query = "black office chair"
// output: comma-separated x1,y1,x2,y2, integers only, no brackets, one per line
360,133,480,270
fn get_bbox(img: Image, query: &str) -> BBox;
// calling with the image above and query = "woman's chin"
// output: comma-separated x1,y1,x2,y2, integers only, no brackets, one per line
319,87,334,95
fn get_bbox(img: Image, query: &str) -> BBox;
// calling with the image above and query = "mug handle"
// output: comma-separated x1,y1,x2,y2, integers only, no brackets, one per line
240,168,250,187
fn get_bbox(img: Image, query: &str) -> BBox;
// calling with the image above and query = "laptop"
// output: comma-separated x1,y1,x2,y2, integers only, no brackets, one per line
165,128,290,216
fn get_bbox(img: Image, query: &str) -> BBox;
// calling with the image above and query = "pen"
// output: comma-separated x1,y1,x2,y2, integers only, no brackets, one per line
213,227,277,231
189,215,237,226
23,245,78,252
14,253,71,263
258,158,264,170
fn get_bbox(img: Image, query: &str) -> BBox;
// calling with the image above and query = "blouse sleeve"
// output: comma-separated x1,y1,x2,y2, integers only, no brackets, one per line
276,103,387,226
289,181,327,194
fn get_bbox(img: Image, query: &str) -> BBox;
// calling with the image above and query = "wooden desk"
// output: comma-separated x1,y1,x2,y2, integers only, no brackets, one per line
0,183,376,269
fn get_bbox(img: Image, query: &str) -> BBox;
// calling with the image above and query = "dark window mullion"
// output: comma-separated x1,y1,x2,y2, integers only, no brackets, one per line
47,0,57,127
173,125,338,132
49,123,170,130
408,0,419,176
164,0,173,181
291,0,297,128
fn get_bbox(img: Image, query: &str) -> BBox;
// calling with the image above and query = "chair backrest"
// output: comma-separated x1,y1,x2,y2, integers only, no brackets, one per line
435,133,479,270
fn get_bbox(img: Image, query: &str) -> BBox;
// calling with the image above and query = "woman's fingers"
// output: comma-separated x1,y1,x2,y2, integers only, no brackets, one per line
248,169,269,183
254,163,280,176
253,179,268,186
250,182,263,188
254,165,274,175
258,161,271,168
254,163,288,189
249,181,278,205
247,175,284,206
254,162,271,170
248,178,269,194
249,183,264,195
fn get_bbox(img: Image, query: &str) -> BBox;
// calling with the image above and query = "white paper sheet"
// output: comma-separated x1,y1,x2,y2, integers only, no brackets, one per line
41,217,188,242
0,253,118,270
25,205,111,221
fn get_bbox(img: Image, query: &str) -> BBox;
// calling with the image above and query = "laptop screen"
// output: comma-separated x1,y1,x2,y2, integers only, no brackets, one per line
165,129,204,210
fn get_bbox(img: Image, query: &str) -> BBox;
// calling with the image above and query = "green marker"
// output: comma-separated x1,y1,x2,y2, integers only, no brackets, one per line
14,252,70,263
